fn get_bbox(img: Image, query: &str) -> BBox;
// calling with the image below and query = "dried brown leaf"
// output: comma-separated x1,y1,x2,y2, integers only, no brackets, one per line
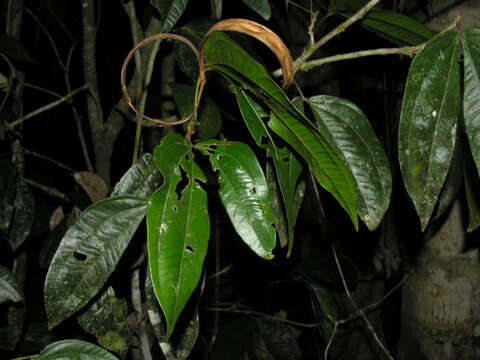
49,206,64,231
74,171,109,203
203,18,293,87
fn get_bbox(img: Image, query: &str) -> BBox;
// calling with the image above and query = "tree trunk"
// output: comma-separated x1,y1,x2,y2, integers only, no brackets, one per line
398,200,480,359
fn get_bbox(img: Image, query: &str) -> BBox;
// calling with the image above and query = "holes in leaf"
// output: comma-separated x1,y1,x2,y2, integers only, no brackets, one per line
251,187,257,194
185,245,195,254
73,251,87,261
175,166,189,201
172,205,177,212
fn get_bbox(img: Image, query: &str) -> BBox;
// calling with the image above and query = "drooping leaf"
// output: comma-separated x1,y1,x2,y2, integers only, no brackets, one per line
266,161,288,249
242,0,271,20
175,19,216,80
77,287,130,358
74,172,109,203
463,142,480,232
44,196,148,329
308,282,339,341
197,140,275,259
309,95,392,230
0,265,23,304
111,153,162,198
204,32,357,228
8,176,35,250
462,28,480,177
169,83,222,140
150,0,190,33
398,30,459,230
147,133,209,340
35,339,119,360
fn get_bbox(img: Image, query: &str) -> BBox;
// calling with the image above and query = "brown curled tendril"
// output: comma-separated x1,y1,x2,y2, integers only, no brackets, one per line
120,33,206,126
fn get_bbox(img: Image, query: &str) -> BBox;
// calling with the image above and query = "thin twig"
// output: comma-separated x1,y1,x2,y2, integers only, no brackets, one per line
7,355,37,360
22,81,62,98
300,44,424,72
324,322,338,360
23,147,76,174
23,177,69,201
207,264,233,280
331,243,394,360
294,0,381,73
9,84,88,128
203,306,318,328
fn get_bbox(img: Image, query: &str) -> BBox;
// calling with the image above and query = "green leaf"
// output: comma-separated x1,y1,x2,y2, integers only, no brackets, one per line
254,318,301,360
77,287,130,358
8,176,35,250
204,32,357,228
35,339,119,360
147,133,209,340
331,9,433,46
151,0,190,33
463,28,480,177
169,83,222,139
111,153,162,198
308,282,339,341
0,33,34,62
0,265,23,304
198,141,276,259
44,196,148,329
398,30,460,230
463,142,480,232
242,0,271,20
0,303,25,351
309,95,392,230
175,19,216,80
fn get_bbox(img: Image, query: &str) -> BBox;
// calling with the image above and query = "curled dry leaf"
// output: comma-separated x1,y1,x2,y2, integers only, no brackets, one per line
201,18,293,87
67,206,81,230
49,206,64,231
73,171,109,203
120,33,205,126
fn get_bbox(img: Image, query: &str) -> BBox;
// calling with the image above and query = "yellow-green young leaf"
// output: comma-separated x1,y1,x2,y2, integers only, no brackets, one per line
463,28,480,178
147,133,209,340
44,196,148,329
398,30,460,230
35,339,119,360
197,141,276,259
309,95,391,230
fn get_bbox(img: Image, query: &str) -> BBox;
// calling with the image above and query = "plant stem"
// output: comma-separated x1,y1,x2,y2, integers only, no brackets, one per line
294,0,381,73
8,84,88,128
299,44,424,72
23,178,70,201
23,147,76,174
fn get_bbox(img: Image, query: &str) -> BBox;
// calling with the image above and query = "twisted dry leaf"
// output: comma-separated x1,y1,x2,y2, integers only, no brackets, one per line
73,171,109,203
201,18,293,87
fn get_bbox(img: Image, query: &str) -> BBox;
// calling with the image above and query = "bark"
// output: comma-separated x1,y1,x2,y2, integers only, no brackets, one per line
398,201,480,359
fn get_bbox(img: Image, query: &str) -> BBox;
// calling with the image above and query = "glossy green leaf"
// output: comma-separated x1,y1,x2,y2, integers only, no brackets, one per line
111,153,162,198
462,28,480,177
242,0,271,20
204,32,357,228
268,112,357,227
463,143,480,232
0,265,23,304
44,196,148,329
147,133,209,340
151,0,190,33
266,161,288,248
398,30,459,230
169,83,222,140
309,95,391,230
35,339,119,360
8,176,35,250
198,140,275,259
235,88,304,255
77,287,130,358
